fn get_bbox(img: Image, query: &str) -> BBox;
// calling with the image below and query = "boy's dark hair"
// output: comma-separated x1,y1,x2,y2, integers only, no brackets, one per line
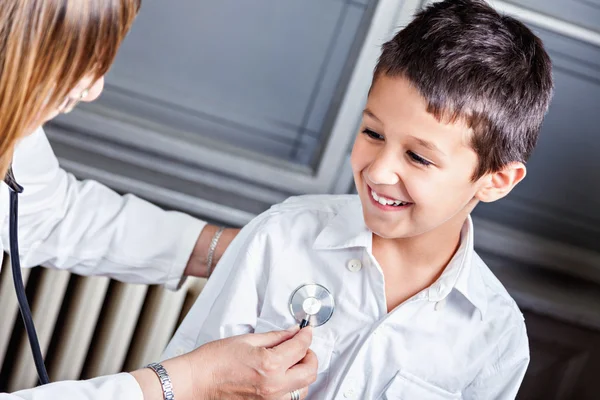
374,0,553,179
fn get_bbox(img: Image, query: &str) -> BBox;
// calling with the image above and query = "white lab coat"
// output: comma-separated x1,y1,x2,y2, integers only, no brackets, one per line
0,127,207,399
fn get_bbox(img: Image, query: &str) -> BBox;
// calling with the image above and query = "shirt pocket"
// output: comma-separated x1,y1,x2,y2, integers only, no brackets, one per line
379,370,461,400
255,317,334,375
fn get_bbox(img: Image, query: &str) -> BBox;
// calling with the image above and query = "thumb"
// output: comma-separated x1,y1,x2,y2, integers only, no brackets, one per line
247,325,300,348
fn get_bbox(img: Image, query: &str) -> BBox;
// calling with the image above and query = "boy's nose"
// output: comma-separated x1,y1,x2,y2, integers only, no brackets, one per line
366,159,400,186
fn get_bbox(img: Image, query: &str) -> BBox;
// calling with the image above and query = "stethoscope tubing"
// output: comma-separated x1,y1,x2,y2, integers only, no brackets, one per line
6,167,50,385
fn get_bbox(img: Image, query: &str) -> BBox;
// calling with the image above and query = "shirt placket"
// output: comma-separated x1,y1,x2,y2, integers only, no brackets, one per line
333,251,431,399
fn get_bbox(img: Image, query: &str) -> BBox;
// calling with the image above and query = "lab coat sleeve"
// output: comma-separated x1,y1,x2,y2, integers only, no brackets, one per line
2,127,206,290
0,373,143,400
161,212,271,359
462,320,530,400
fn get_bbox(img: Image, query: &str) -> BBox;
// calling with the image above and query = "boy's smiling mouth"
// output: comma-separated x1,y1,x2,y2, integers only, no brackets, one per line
368,186,413,209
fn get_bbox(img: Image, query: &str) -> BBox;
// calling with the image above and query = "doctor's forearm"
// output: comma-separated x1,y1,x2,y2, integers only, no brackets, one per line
131,357,197,400
184,224,240,278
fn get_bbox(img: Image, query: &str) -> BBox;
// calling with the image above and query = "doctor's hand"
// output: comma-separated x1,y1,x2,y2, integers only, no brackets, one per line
133,326,317,400
192,325,316,400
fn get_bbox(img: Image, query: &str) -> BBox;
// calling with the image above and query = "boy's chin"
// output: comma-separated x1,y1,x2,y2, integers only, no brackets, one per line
367,222,412,240
365,217,439,240
370,226,437,241
371,230,401,240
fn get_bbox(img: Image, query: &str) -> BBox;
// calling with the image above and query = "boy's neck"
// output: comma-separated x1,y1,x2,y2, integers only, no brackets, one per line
371,217,468,312
371,216,467,281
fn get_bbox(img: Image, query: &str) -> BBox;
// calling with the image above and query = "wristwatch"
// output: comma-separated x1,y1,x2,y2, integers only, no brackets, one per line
147,362,175,400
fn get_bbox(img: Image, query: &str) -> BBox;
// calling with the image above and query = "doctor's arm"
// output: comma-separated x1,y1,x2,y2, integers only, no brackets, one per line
2,224,312,400
1,325,314,400
462,322,530,400
2,127,238,288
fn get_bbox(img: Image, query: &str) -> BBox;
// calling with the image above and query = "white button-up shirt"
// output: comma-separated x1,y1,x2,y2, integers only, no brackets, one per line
164,195,529,400
0,128,206,400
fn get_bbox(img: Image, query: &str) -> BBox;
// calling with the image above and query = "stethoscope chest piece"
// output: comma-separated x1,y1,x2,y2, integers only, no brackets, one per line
289,283,335,327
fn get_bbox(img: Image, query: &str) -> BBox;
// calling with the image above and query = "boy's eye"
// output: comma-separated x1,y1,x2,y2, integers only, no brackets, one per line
407,150,433,166
362,128,384,141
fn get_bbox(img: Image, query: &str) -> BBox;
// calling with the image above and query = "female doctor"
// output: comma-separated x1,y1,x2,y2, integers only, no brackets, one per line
0,0,316,399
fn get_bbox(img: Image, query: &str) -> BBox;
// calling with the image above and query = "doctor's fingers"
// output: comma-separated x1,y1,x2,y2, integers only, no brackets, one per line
247,325,300,349
275,350,317,400
268,326,313,369
286,348,318,388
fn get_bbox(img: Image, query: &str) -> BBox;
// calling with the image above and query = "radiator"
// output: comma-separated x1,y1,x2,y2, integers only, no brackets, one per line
0,254,206,392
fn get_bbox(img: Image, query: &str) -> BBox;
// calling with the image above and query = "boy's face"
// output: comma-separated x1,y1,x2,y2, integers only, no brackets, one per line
351,75,493,240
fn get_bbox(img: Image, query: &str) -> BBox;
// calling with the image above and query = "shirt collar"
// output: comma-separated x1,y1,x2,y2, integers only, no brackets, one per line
313,198,488,318
427,216,488,318
313,198,372,251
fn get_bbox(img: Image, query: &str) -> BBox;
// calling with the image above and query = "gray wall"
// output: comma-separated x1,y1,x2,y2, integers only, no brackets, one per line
97,0,374,166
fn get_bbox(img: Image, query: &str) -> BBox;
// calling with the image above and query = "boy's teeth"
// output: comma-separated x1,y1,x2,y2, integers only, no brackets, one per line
371,190,407,206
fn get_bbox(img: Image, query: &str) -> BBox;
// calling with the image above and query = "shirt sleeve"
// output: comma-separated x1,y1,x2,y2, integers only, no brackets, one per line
161,213,270,359
2,127,206,290
463,319,530,400
0,373,143,400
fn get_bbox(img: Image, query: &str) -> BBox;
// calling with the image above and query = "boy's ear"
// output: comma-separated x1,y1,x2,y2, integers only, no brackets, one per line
476,162,527,203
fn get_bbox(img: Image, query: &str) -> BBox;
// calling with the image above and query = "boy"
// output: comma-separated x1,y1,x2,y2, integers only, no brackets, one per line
163,0,553,398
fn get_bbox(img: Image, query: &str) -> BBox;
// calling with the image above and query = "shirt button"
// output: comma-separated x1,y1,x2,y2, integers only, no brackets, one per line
343,388,356,398
176,347,185,356
347,259,362,272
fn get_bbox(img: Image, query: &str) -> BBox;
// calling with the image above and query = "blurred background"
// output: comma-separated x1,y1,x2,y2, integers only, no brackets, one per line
1,0,599,398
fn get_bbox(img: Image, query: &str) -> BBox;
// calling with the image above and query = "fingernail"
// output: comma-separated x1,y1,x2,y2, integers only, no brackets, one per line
286,325,300,332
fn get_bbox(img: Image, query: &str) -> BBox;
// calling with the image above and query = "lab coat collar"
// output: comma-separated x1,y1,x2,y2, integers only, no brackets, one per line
313,198,488,318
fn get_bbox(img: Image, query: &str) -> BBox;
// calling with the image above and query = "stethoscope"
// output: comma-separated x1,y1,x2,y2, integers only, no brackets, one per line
289,283,335,329
4,166,50,385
